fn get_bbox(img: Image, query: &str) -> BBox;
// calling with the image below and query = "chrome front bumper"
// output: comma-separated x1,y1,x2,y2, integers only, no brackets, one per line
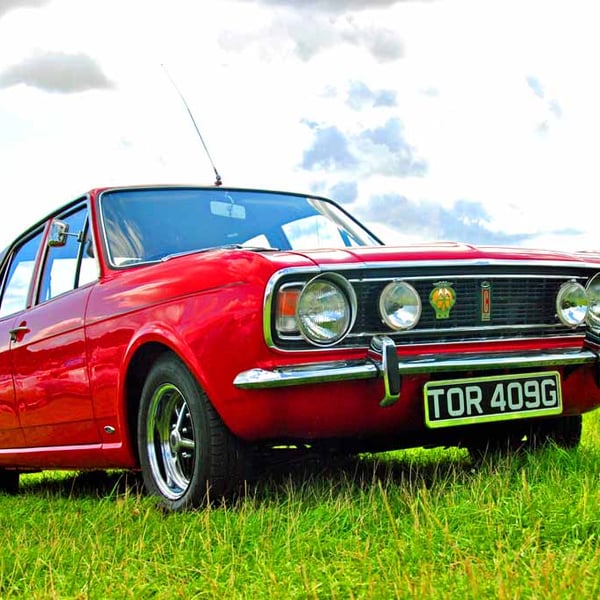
233,336,600,407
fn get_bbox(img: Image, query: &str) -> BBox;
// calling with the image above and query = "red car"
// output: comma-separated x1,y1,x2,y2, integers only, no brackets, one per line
1,185,599,510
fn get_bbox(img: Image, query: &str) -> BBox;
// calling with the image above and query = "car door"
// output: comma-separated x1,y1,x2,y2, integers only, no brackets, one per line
11,203,101,447
0,229,45,448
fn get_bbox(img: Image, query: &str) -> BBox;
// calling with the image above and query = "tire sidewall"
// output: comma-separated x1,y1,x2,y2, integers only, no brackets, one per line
137,354,211,511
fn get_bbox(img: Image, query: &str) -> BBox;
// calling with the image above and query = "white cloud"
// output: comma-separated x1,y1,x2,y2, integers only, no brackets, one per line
0,0,51,18
0,51,114,92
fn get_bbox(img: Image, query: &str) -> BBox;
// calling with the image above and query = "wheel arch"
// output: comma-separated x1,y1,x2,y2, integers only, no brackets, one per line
119,318,238,463
124,342,173,463
123,339,228,462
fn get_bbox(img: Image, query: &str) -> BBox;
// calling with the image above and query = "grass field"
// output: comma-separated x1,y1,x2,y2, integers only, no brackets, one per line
2,412,600,599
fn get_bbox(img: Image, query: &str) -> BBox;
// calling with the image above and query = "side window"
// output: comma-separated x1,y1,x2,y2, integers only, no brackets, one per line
0,231,44,318
38,206,97,303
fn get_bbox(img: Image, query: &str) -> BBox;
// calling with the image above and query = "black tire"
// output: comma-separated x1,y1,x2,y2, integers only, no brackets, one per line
137,354,246,511
468,415,583,461
533,415,582,449
466,419,532,458
0,469,19,495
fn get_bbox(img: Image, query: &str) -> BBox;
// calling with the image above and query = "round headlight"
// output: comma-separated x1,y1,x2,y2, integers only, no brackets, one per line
379,281,422,330
586,274,600,328
556,281,588,327
297,274,355,346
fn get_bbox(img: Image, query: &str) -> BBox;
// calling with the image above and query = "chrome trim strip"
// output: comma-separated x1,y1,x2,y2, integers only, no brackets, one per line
233,348,599,389
266,261,598,282
345,324,583,338
235,361,379,388
343,259,600,271
276,329,585,347
349,273,588,283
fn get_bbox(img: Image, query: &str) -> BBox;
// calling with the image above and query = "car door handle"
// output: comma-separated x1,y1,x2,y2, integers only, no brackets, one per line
9,326,30,343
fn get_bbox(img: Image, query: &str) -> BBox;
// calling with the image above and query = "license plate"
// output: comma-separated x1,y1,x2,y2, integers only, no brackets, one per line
424,371,562,429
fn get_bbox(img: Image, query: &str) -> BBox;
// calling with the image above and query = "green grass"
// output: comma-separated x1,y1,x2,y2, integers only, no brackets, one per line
2,412,600,598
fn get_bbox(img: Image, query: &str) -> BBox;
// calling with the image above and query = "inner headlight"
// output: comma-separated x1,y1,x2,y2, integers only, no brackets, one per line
297,274,355,346
379,281,422,330
586,274,600,328
556,281,588,327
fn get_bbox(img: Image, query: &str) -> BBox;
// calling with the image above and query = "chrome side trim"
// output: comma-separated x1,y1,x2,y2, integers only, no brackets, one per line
234,361,379,388
233,348,599,390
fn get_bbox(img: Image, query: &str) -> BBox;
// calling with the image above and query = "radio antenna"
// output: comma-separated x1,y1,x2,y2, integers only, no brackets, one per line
161,64,222,186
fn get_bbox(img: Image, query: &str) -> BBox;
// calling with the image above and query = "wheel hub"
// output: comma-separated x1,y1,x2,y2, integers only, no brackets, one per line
169,428,181,452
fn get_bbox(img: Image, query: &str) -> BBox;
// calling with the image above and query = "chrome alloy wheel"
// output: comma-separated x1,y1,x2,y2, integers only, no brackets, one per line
146,383,196,500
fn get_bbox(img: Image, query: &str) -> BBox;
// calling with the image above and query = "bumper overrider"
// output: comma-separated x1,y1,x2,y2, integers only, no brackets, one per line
233,335,600,408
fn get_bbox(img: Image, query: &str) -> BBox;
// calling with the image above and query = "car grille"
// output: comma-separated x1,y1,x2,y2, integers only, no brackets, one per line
350,275,568,343
271,264,595,350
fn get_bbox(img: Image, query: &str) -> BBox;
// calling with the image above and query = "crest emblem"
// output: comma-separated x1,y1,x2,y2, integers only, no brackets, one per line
429,281,456,319
480,281,492,322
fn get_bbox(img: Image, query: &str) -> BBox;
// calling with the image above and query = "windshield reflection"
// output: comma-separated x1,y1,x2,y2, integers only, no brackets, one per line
99,188,380,267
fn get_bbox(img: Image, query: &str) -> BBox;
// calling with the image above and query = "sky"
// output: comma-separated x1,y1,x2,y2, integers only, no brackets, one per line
0,0,599,251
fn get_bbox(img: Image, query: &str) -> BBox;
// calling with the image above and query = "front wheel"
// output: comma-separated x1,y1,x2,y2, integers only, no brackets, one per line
137,354,246,511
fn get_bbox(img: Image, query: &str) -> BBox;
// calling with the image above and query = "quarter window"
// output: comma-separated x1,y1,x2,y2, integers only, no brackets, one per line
0,231,44,318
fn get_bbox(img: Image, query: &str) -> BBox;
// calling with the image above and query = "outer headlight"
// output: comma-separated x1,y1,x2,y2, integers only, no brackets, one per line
586,273,600,328
556,281,588,327
297,274,355,346
379,281,422,330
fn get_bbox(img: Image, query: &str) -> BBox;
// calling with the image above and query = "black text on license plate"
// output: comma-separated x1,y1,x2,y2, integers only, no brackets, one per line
424,372,562,429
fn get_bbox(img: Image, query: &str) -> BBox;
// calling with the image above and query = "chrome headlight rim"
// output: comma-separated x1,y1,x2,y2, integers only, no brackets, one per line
379,280,422,331
296,273,357,347
556,280,588,328
586,273,600,328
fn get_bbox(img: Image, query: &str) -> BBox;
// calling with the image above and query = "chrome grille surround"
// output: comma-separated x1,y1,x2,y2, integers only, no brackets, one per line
265,260,598,351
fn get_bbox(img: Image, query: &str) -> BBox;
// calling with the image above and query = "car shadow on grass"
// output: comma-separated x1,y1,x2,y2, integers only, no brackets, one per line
19,469,145,501
14,443,586,507
249,448,472,496
16,451,473,504
244,441,597,506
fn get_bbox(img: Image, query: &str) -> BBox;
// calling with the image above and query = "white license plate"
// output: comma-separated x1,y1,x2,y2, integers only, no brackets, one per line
424,371,562,429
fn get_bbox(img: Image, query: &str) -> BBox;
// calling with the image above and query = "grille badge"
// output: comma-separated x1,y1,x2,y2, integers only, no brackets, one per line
429,281,456,319
480,281,492,321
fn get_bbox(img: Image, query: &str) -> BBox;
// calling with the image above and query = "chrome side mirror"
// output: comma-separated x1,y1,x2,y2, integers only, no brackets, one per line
48,219,69,247
48,219,84,247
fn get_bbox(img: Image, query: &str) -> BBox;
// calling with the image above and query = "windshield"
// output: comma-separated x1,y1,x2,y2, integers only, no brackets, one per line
99,187,380,266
